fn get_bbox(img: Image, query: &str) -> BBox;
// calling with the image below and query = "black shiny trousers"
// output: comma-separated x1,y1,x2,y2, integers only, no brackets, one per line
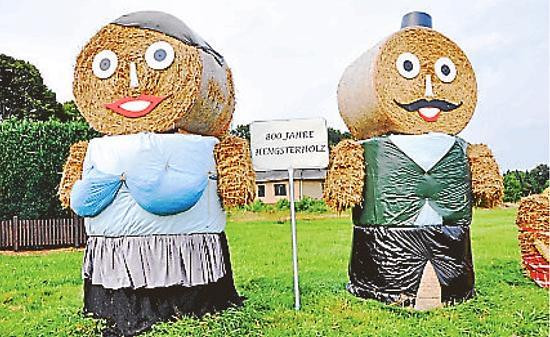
347,225,475,306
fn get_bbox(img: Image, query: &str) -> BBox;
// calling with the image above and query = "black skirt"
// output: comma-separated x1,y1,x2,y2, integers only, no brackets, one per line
83,233,243,337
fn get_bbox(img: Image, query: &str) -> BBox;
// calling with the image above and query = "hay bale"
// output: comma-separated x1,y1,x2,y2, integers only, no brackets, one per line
337,27,477,139
214,135,256,208
467,144,504,208
516,189,549,287
73,24,234,137
516,189,549,258
323,139,365,212
58,141,88,208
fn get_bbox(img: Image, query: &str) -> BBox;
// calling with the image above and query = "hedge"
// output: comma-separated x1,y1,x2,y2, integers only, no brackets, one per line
0,118,100,220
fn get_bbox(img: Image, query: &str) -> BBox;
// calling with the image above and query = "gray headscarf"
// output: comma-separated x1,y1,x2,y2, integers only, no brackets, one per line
113,11,225,66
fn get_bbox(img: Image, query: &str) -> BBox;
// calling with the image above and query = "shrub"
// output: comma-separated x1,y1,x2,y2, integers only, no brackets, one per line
243,199,272,212
274,197,328,213
295,196,328,213
275,198,290,211
0,118,100,219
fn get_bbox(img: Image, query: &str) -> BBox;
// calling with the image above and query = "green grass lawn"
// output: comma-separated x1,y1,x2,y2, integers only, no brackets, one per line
0,208,548,336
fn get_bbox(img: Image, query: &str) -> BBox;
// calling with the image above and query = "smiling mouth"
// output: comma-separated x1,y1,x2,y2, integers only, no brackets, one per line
394,99,463,122
105,94,169,118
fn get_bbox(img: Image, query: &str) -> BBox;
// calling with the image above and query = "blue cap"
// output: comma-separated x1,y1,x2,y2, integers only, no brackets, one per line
401,12,432,29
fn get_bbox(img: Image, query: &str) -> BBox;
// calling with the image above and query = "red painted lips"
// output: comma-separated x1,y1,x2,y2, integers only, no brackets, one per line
105,94,168,118
418,107,441,122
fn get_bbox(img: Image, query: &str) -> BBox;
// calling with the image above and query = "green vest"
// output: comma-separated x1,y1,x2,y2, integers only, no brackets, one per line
352,135,472,227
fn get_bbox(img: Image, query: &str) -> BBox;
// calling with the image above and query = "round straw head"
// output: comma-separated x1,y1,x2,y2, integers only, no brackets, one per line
73,12,234,136
338,26,477,138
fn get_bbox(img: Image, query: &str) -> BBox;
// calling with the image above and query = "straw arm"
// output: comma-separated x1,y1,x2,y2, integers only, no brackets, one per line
323,139,365,212
466,143,504,208
214,135,256,208
58,141,88,209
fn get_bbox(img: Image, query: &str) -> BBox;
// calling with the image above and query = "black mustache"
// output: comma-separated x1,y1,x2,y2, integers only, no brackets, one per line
394,99,462,112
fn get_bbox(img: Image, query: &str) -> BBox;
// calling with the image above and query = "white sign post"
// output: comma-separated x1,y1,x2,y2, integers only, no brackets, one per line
250,118,329,310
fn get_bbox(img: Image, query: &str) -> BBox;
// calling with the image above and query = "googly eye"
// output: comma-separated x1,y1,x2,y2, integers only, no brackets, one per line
145,41,174,70
434,57,457,83
92,50,118,79
396,52,420,79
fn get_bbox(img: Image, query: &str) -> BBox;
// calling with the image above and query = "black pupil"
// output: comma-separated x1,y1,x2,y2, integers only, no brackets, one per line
99,58,111,71
154,49,167,62
403,60,413,72
441,64,451,76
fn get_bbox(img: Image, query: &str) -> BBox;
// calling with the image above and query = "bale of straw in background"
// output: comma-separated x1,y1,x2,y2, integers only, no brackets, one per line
467,144,503,208
323,139,365,212
516,188,549,263
214,135,255,208
58,141,89,208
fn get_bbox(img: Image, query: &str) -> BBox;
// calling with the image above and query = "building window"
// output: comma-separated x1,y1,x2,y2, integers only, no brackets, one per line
274,183,287,196
257,184,266,198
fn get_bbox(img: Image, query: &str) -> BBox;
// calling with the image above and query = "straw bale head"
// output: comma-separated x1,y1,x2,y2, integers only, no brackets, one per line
338,18,477,138
73,11,234,136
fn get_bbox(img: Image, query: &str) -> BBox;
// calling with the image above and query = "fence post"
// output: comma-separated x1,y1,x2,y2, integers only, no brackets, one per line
12,216,19,252
72,212,80,248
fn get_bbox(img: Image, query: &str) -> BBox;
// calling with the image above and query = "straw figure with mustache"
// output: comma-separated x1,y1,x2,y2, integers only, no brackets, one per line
58,11,255,336
324,12,503,310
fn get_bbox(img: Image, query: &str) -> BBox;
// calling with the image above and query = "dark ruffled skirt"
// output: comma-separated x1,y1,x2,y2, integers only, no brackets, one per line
347,225,475,306
82,232,243,336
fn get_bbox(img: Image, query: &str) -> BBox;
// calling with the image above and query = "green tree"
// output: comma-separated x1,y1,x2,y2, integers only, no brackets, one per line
327,127,352,147
230,124,250,141
528,164,549,194
0,54,64,121
62,100,85,122
503,171,522,202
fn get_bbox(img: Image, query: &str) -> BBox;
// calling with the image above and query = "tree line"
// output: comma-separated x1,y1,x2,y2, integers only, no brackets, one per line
503,164,549,202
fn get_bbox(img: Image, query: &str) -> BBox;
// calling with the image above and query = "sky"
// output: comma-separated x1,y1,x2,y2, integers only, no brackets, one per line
0,0,548,171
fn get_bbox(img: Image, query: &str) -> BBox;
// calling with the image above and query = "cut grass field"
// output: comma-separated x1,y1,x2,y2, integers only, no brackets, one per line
0,208,548,336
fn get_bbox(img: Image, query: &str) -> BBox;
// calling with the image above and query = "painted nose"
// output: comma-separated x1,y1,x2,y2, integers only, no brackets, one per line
129,62,139,88
425,75,433,97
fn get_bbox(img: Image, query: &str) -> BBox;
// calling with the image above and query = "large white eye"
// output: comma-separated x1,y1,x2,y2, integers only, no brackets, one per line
434,57,457,83
92,50,118,79
145,41,174,70
396,52,420,79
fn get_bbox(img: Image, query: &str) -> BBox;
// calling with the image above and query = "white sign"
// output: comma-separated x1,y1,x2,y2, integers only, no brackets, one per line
250,118,329,171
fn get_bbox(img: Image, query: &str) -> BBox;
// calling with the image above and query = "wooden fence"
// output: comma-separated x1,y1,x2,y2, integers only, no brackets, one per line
0,215,86,251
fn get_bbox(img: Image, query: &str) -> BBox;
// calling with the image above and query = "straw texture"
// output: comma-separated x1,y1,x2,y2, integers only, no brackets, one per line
516,189,549,263
73,24,234,137
214,135,256,208
323,139,365,212
467,144,503,208
338,27,477,139
59,141,88,208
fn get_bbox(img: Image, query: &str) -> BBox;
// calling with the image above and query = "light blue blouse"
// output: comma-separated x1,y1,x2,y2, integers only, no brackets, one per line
70,133,226,236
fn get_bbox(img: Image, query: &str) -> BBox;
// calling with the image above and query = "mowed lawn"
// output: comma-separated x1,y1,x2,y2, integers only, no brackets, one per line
0,208,548,336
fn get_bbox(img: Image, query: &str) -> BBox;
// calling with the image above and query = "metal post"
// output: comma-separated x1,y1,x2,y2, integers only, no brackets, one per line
12,216,18,252
288,167,301,310
72,212,80,248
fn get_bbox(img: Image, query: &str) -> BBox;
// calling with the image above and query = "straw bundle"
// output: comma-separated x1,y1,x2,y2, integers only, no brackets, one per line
516,189,549,262
74,24,234,137
58,141,89,208
214,135,256,208
323,139,365,212
467,144,503,208
338,27,477,139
